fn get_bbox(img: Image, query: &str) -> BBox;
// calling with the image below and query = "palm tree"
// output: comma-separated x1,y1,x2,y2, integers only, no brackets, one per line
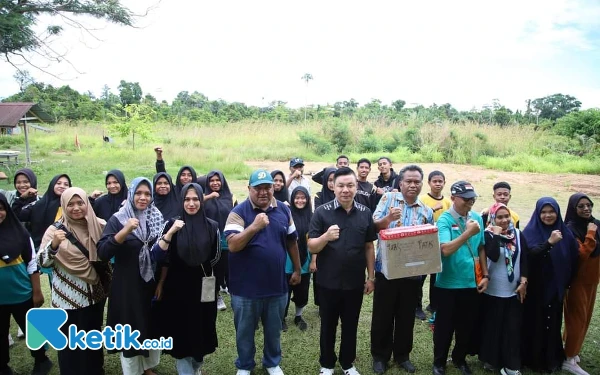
301,73,313,122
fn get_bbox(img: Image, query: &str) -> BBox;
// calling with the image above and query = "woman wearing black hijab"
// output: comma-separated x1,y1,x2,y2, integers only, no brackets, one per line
314,168,336,209
0,193,53,375
521,197,579,373
271,170,289,204
153,172,180,221
0,168,38,207
203,170,236,308
562,193,600,375
153,183,220,375
282,186,313,332
93,170,128,221
13,174,71,249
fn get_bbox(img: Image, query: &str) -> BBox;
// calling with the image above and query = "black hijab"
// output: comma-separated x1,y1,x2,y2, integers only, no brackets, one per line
13,168,38,195
290,186,312,266
93,169,128,221
203,170,234,232
176,166,198,192
271,170,289,203
153,172,180,221
320,168,337,204
177,183,218,267
0,193,30,264
29,174,71,248
565,193,600,258
523,197,579,302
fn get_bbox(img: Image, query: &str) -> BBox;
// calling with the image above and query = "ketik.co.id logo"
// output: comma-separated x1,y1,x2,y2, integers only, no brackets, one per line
26,308,173,350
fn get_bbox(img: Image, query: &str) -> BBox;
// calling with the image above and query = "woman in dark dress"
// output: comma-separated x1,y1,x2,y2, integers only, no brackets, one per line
203,170,236,310
12,174,71,249
153,172,180,221
271,170,289,204
97,177,164,375
154,183,220,375
479,203,528,375
521,197,579,373
0,168,38,207
93,169,128,221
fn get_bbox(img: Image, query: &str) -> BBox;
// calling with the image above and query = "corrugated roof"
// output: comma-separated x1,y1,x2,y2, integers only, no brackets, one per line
0,102,54,127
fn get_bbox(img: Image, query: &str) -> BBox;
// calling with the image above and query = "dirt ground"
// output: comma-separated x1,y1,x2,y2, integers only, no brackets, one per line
232,161,600,228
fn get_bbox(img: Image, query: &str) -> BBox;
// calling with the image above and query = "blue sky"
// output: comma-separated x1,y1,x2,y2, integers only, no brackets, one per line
0,0,599,111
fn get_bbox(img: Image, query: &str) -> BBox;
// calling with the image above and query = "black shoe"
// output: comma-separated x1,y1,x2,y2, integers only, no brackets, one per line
31,358,53,375
282,320,288,332
398,360,416,373
372,360,387,374
453,362,472,375
294,316,308,331
426,304,435,313
415,308,427,320
0,366,14,375
432,365,446,375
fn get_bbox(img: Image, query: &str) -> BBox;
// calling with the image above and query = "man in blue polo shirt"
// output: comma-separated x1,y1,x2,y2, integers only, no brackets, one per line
224,169,302,375
432,181,489,375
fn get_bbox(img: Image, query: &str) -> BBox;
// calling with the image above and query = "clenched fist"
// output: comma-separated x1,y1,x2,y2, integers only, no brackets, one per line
325,224,340,242
253,213,270,230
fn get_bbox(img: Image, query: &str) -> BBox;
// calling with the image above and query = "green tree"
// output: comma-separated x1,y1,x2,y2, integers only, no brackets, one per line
555,109,600,138
108,104,156,149
1,0,133,68
531,93,581,121
391,99,406,112
118,80,143,106
301,73,313,122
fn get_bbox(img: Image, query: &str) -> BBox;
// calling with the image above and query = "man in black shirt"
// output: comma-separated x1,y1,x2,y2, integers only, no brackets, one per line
308,167,377,375
354,158,378,211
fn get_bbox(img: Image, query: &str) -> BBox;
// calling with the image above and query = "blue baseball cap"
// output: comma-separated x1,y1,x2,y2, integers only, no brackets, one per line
249,169,274,187
290,158,304,167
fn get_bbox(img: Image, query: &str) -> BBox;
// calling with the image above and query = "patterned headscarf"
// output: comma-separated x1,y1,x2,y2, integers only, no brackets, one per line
114,177,164,282
485,202,517,281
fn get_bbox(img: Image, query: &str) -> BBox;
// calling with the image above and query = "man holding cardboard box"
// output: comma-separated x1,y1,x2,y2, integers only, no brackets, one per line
432,181,489,375
370,165,434,374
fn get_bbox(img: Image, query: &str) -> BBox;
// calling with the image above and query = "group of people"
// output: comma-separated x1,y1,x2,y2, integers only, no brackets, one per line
0,152,598,375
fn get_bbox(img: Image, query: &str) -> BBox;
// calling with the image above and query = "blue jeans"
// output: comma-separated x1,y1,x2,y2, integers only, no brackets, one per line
231,294,287,371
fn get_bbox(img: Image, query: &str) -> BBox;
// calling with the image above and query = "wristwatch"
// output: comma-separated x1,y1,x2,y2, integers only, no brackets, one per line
367,276,376,282
482,275,490,280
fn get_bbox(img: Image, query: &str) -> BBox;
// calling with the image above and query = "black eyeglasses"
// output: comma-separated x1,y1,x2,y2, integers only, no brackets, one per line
576,203,593,209
458,196,476,203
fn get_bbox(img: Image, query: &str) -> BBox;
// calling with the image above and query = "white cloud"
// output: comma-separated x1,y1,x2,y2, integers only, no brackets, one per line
1,0,599,111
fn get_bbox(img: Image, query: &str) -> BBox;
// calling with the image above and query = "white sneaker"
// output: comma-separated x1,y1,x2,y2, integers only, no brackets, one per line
563,357,590,375
236,370,251,375
501,368,522,375
266,365,284,375
319,368,334,375
17,327,24,338
575,355,581,363
8,334,14,347
217,295,227,311
343,366,361,375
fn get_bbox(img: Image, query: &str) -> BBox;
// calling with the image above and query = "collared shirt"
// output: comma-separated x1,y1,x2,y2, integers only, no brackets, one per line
224,197,298,298
435,207,485,289
309,199,377,290
372,192,434,275
419,193,452,222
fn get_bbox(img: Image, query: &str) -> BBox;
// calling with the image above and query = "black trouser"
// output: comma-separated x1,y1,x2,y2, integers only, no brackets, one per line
313,272,320,306
318,286,363,370
284,273,311,319
371,274,420,363
0,298,48,369
215,251,229,289
58,301,105,375
417,274,438,311
433,287,479,367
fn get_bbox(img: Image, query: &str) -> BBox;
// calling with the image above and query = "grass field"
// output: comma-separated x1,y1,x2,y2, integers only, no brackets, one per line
2,122,599,374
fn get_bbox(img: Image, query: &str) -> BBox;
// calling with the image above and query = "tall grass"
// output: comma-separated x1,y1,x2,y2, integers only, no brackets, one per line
0,120,596,195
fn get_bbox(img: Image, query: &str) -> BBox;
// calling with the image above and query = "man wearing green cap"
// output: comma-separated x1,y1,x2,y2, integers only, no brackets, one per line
224,169,302,375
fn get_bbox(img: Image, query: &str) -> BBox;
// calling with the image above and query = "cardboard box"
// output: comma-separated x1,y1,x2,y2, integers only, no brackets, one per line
379,224,441,280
